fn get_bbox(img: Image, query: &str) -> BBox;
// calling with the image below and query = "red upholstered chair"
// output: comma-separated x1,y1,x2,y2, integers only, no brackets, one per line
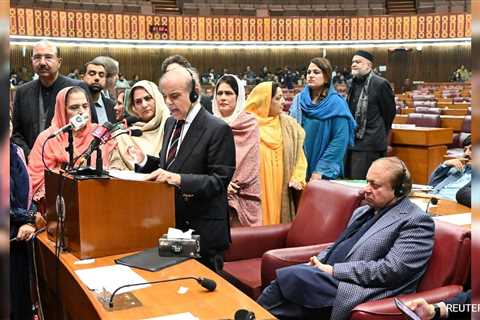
260,220,470,320
350,220,470,319
407,113,441,127
222,180,363,299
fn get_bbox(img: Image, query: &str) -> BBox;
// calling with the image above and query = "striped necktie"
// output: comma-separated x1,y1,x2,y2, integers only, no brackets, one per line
166,120,185,169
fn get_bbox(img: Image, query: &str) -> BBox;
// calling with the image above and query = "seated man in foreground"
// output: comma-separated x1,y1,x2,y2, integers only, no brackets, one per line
257,157,435,320
429,134,471,205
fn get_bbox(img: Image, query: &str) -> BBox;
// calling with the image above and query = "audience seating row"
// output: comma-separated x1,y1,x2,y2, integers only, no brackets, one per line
182,1,387,16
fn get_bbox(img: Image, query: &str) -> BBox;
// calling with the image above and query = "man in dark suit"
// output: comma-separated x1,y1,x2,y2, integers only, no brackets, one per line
257,157,434,320
136,67,236,272
345,50,396,179
12,40,91,157
82,59,116,124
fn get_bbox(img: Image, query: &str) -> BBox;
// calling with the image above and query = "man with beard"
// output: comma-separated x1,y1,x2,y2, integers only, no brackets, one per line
344,50,396,179
82,60,116,124
12,40,90,157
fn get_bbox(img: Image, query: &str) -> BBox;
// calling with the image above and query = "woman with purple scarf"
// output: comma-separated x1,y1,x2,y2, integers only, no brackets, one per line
289,57,356,180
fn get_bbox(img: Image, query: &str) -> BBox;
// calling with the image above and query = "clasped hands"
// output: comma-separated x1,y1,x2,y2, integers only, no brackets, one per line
307,256,333,275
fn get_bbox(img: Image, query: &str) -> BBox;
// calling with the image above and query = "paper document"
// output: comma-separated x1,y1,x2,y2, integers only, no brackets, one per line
434,213,471,226
411,184,433,192
75,264,149,294
108,169,150,181
143,313,199,320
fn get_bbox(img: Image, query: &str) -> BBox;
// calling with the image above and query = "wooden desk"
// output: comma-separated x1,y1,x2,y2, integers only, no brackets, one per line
36,233,274,320
391,127,453,184
442,109,469,116
410,194,470,216
393,114,465,132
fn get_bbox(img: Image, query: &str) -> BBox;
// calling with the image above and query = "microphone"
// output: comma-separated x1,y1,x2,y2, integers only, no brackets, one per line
425,196,438,214
108,276,216,308
234,309,256,320
48,113,89,138
111,128,143,139
81,122,114,161
122,115,140,127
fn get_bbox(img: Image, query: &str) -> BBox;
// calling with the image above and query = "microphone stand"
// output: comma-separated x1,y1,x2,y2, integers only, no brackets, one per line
95,147,103,177
108,277,216,308
66,128,74,170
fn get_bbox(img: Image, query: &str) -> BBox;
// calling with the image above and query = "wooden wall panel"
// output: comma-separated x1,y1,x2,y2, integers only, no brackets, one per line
10,45,470,90
10,7,471,41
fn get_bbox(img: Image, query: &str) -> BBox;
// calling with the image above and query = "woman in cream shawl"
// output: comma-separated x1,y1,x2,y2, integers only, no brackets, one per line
212,74,262,227
28,86,112,202
245,81,307,225
109,80,170,170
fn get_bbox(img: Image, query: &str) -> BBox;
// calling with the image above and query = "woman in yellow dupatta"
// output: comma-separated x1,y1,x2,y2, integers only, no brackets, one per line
245,81,307,225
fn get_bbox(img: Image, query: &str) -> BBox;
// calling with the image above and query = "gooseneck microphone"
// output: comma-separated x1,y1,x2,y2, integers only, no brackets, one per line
108,276,216,308
48,113,89,139
425,196,438,214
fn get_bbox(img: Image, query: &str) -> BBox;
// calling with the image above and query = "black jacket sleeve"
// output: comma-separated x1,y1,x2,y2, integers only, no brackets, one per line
455,182,471,208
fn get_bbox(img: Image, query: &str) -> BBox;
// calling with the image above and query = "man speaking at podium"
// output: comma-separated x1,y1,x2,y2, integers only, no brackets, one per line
133,67,236,272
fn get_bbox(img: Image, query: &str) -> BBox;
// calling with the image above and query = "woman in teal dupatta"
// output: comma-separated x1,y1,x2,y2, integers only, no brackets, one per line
289,57,356,180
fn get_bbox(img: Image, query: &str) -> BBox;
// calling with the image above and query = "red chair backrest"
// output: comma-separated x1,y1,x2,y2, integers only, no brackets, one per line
418,220,471,291
286,180,363,247
407,113,441,127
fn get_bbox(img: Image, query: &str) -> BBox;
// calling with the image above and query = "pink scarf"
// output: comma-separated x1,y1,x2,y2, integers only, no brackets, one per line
228,112,262,226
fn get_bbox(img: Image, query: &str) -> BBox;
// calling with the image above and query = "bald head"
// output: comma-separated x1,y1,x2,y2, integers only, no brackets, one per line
160,68,198,120
160,67,192,92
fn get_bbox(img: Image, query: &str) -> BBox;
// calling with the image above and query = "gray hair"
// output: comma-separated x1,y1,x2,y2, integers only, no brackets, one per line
91,56,119,77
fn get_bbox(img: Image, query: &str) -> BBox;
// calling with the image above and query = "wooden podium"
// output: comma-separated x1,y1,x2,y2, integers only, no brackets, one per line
45,171,175,259
391,127,453,184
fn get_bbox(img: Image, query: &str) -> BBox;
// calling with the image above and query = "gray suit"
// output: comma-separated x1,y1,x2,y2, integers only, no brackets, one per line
262,197,435,320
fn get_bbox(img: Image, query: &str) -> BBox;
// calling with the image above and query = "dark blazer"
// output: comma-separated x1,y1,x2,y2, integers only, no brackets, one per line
12,75,91,157
139,107,236,257
347,72,396,152
276,198,434,320
92,93,116,124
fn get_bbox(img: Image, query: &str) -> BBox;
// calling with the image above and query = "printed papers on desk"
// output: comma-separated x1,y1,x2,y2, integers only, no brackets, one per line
75,264,149,294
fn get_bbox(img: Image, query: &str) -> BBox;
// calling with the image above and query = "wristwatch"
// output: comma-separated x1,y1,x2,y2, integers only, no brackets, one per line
432,303,441,320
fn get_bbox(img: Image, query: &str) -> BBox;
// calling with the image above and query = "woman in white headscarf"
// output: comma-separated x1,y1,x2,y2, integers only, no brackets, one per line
212,74,262,226
109,80,170,170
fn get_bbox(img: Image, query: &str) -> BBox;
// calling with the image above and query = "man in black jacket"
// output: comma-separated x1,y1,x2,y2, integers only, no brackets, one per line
12,40,91,157
345,50,396,179
137,67,235,272
82,59,116,124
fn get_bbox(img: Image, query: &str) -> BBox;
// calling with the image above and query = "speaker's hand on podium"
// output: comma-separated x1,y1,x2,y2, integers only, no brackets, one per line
146,168,181,187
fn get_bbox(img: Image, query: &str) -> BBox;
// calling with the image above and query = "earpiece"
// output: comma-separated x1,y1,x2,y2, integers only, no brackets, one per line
394,159,409,197
185,68,199,103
